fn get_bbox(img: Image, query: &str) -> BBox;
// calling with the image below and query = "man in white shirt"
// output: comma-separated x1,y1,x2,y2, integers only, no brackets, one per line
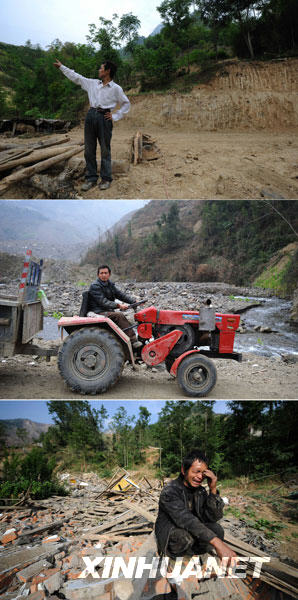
54,60,130,191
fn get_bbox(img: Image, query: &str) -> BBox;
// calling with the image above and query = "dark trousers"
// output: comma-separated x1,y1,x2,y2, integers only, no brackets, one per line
167,522,224,558
84,108,113,182
105,312,137,342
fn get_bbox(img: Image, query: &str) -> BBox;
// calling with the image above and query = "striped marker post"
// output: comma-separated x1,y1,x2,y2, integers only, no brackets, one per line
18,249,32,302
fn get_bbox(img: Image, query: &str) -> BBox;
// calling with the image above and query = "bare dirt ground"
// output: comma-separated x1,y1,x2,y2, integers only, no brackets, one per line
0,351,297,399
5,126,298,201
79,128,298,200
2,58,298,200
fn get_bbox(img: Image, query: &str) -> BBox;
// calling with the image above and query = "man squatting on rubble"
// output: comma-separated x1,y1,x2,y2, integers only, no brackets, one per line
155,449,237,564
53,59,130,191
87,264,142,350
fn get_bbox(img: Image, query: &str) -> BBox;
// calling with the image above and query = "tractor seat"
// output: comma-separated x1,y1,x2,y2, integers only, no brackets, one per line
79,291,91,317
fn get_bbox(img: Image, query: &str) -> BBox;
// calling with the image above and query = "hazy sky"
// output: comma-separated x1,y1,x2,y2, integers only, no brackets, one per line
0,400,229,424
1,0,161,49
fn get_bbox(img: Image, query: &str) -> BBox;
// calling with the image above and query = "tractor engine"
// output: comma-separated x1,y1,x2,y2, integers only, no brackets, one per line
134,304,240,358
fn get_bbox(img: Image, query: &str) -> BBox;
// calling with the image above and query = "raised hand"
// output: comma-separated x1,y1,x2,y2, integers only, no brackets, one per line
203,468,217,493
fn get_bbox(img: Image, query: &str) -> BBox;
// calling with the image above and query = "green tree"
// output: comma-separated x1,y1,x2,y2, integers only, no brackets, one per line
196,0,270,58
134,406,151,450
2,453,22,482
134,40,177,90
118,13,141,54
87,16,120,62
153,201,186,250
0,86,10,118
46,401,108,463
187,401,223,465
223,401,270,475
158,0,193,32
154,401,194,474
111,406,135,468
21,447,55,481
196,0,231,55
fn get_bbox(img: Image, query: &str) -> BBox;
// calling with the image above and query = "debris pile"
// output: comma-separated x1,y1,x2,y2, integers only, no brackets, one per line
0,469,159,599
0,118,75,137
1,469,297,600
0,136,84,198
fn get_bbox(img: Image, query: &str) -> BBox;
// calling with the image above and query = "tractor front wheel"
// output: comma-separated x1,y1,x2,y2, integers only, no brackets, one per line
177,354,217,397
58,327,124,395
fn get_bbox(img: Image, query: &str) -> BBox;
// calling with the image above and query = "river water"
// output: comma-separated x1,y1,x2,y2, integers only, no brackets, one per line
233,296,298,357
41,296,298,358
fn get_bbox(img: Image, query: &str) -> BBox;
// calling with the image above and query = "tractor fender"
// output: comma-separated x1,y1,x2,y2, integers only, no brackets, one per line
58,315,135,366
170,349,201,377
141,329,183,366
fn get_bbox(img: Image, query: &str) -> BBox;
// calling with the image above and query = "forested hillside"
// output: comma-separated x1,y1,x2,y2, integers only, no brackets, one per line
81,200,298,293
1,401,297,485
0,0,297,119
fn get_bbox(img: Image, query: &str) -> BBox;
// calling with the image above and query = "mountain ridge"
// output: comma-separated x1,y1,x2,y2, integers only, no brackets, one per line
81,200,298,293
0,418,50,447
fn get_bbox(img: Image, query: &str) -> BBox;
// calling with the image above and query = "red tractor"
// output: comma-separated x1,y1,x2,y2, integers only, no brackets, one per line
57,297,241,397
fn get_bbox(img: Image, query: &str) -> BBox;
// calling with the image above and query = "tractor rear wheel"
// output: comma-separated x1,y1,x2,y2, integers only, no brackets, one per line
177,354,217,397
58,327,124,395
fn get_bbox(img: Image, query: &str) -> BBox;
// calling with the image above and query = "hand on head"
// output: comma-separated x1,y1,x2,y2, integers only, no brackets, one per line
203,468,217,493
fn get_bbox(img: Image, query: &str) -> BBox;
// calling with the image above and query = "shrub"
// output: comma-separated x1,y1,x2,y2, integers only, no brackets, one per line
0,478,68,500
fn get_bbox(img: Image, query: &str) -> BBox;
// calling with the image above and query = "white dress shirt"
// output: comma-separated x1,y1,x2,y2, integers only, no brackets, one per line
59,65,130,122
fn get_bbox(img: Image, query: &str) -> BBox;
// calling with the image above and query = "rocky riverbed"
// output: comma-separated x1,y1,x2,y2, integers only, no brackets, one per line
0,277,276,318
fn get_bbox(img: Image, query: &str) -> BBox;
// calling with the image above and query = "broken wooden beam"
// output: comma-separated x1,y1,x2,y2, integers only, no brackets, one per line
225,533,298,598
120,499,156,523
0,144,78,172
0,145,84,194
18,518,68,539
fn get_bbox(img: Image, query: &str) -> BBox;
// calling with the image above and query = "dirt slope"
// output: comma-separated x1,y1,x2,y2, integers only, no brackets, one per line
130,59,298,131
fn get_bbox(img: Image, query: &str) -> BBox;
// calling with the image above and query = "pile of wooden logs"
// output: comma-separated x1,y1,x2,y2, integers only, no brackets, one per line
131,131,161,164
0,136,84,196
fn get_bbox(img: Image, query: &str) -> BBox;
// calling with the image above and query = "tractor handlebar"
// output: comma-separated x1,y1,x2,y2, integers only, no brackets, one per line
125,299,147,312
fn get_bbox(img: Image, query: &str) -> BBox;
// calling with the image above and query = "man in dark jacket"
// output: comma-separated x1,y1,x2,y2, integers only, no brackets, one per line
88,264,142,349
155,449,236,562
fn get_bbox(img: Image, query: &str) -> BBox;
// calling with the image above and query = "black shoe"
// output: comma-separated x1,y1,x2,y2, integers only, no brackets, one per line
81,181,97,191
99,180,111,190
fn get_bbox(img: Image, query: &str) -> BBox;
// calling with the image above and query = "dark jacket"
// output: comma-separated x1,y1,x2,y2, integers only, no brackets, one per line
155,474,224,554
88,278,135,314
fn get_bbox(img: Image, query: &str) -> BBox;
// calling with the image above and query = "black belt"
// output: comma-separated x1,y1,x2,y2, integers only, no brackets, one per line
91,107,111,114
